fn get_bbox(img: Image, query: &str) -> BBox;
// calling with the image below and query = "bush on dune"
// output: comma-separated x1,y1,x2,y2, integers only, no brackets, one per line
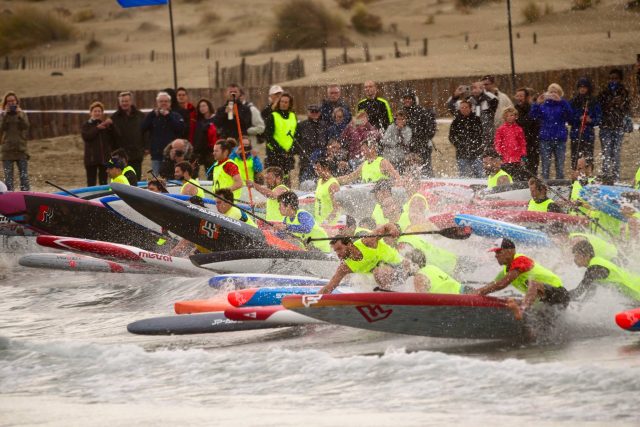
0,8,75,55
351,3,383,34
269,0,347,51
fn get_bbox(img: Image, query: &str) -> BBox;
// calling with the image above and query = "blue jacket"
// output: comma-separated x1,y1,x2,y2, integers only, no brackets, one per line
529,99,572,142
568,95,602,142
141,110,185,160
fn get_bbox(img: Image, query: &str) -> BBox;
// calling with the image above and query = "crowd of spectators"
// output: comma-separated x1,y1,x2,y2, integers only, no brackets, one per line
0,67,637,192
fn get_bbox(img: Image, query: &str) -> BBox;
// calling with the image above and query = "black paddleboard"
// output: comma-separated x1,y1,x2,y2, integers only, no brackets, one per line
111,183,267,252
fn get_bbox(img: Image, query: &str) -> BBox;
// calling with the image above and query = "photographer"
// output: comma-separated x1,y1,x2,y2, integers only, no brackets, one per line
159,138,193,180
1,91,30,191
81,101,113,186
141,91,186,176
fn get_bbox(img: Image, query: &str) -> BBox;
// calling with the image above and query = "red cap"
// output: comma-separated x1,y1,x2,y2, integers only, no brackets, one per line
488,238,516,252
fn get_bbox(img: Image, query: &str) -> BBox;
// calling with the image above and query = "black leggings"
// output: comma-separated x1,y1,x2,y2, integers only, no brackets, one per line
86,165,108,187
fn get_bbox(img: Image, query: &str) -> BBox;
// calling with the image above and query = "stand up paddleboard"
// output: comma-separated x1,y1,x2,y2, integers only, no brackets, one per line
430,210,587,230
224,305,322,325
191,249,338,277
282,293,526,340
208,273,328,289
111,183,270,252
0,191,167,250
19,252,154,274
126,311,295,335
37,235,204,276
615,307,640,331
580,185,638,222
454,214,551,245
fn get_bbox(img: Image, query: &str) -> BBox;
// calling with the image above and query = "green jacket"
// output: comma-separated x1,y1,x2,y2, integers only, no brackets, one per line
0,111,29,161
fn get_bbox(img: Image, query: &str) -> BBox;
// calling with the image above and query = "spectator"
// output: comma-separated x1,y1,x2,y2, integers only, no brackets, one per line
447,81,498,148
239,88,265,147
449,100,484,178
401,90,437,176
325,138,352,176
261,85,283,121
320,84,352,131
514,87,540,176
141,91,186,176
569,77,602,172
494,106,527,181
296,104,328,183
530,83,572,180
340,110,380,164
176,87,197,142
326,106,348,142
213,83,252,140
482,75,514,127
381,110,412,174
597,68,631,181
162,88,180,111
264,92,297,184
192,98,217,178
81,101,113,187
357,80,393,130
109,91,146,180
230,136,264,185
111,148,138,186
159,138,192,180
1,91,30,191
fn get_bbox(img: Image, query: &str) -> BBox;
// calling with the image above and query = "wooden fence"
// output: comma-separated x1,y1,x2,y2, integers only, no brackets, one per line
20,63,639,139
2,53,83,71
213,56,305,89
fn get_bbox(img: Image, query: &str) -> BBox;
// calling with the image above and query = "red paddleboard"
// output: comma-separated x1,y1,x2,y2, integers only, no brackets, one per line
615,308,640,331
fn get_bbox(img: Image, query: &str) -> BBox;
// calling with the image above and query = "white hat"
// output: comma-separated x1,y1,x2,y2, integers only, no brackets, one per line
269,85,284,96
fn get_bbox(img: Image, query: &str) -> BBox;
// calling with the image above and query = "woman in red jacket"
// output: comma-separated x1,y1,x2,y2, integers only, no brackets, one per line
494,107,527,181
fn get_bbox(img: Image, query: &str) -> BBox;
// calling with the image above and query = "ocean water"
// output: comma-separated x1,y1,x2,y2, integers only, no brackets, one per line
0,235,639,427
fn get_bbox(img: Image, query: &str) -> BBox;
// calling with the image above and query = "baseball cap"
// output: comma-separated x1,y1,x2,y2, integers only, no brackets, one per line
488,238,516,252
269,85,284,96
307,104,320,112
104,157,125,169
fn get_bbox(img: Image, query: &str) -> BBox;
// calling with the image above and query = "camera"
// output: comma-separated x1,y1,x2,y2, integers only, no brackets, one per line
8,105,17,114
174,150,185,157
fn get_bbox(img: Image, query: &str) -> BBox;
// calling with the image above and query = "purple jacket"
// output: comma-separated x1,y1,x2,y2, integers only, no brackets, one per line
529,99,572,142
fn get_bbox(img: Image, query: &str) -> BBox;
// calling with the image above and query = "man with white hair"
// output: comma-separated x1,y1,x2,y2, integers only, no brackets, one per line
141,91,186,176
320,84,352,130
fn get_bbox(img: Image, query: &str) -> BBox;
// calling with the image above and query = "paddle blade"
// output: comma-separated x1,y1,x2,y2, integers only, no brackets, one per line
438,226,472,240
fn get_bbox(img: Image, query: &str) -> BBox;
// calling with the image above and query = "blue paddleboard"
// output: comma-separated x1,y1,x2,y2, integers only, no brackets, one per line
454,214,551,246
209,273,328,289
580,185,638,222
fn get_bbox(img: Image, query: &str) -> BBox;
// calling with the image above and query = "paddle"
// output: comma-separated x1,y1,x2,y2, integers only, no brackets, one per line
45,180,80,198
232,94,255,215
305,226,472,243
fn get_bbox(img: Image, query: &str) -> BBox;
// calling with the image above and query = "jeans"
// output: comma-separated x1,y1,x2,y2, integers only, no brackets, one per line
456,158,484,178
570,137,595,170
539,139,566,180
151,159,163,177
3,159,30,191
599,128,624,181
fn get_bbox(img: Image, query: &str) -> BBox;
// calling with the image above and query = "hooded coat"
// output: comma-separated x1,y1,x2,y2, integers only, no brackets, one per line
568,78,602,142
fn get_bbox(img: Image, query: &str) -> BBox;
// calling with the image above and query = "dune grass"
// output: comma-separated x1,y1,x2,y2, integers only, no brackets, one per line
0,8,76,56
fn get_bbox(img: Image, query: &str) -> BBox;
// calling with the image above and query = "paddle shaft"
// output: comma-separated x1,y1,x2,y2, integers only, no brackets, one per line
306,227,470,242
146,169,171,193
232,95,255,214
45,180,80,198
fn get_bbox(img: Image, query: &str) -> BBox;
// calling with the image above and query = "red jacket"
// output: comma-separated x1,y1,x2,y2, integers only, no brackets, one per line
494,122,527,163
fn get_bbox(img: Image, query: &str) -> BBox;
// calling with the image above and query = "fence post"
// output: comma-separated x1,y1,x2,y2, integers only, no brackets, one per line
321,48,327,72
205,47,210,59
21,56,26,70
423,38,428,56
394,42,400,58
215,60,220,89
3,56,8,70
607,30,611,39
150,50,155,62
269,57,274,84
342,46,348,64
464,32,469,42
74,53,81,68
364,43,370,62
405,36,410,46
240,57,246,87
533,32,537,44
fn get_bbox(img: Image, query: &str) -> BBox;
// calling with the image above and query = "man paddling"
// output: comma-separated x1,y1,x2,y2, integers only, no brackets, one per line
319,223,404,294
313,159,341,226
247,166,288,223
336,138,400,185
483,149,513,189
570,240,640,302
214,189,256,228
403,248,466,295
473,238,569,319
272,191,331,253
175,161,204,198
527,178,563,213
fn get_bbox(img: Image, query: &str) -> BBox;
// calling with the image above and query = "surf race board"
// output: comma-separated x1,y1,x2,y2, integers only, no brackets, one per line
191,249,338,278
126,311,294,335
580,185,639,222
454,214,551,246
282,292,526,340
0,191,166,250
224,305,322,325
208,273,328,289
36,235,203,276
429,210,587,230
18,252,154,274
111,183,271,252
615,307,640,332
174,295,234,314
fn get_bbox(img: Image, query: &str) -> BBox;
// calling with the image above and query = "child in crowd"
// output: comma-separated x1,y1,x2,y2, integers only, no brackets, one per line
494,107,527,181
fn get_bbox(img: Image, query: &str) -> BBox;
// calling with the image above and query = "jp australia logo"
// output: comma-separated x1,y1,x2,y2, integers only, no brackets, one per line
36,205,54,223
302,294,323,307
356,305,393,323
186,204,243,227
199,219,220,240
139,252,173,262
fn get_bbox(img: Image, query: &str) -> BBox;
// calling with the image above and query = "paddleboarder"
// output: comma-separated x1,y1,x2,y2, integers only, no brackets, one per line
272,191,331,253
403,248,466,294
473,238,569,319
527,178,563,213
105,157,130,187
211,138,243,201
313,159,341,226
336,138,400,185
397,163,432,231
570,240,640,302
247,166,289,223
214,189,256,228
318,223,404,294
482,149,513,189
175,161,204,198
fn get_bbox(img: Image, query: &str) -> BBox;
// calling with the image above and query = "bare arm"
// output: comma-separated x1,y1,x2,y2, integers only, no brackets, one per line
229,174,243,192
361,223,400,247
337,163,363,185
380,158,401,182
325,182,341,222
475,269,520,295
319,263,352,294
414,273,431,293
